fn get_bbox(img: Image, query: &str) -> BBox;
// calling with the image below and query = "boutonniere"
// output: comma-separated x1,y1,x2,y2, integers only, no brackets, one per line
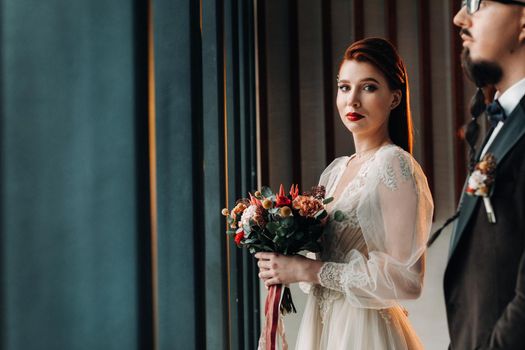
466,153,497,223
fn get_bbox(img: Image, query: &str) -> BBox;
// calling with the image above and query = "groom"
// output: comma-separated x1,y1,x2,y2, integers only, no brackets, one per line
444,0,525,349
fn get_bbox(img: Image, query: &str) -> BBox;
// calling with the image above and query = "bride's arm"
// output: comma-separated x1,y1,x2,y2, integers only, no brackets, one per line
255,252,323,287
318,150,434,308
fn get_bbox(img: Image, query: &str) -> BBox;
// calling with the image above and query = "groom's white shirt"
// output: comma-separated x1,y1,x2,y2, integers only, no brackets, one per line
481,77,525,158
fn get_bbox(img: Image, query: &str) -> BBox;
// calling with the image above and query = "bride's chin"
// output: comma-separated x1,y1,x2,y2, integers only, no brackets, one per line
343,123,363,134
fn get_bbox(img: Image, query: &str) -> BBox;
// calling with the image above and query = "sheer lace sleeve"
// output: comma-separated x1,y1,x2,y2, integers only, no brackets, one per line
318,157,347,196
318,146,434,309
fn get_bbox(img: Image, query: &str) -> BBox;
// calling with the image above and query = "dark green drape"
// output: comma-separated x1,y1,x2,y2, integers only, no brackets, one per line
0,1,152,350
153,0,205,348
153,0,259,349
224,0,260,348
0,0,259,349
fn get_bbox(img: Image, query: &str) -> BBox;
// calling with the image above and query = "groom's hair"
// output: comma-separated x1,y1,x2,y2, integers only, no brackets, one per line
340,37,413,155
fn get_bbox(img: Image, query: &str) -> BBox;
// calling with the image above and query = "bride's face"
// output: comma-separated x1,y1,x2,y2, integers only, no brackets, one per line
336,60,401,138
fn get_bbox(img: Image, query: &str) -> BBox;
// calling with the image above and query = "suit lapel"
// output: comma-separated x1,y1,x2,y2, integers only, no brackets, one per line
448,124,494,258
486,99,525,168
449,96,525,259
476,125,496,161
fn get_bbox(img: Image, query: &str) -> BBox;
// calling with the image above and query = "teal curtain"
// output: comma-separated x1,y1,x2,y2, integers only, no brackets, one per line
0,1,258,349
0,1,152,350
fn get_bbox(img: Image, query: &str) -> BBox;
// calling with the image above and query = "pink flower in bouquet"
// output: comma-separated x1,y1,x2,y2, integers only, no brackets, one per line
240,204,266,227
292,195,324,218
275,184,292,207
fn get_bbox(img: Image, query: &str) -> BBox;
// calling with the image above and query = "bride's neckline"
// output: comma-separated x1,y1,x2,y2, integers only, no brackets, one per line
348,142,394,164
327,143,395,210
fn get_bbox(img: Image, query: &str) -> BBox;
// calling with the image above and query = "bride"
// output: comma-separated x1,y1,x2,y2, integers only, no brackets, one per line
256,37,434,349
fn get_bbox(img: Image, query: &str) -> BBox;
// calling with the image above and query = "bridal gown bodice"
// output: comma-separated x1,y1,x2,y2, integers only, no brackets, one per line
312,155,369,324
295,144,434,350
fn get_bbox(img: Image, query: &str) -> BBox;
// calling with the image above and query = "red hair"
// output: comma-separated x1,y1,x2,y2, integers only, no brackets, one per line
340,37,413,154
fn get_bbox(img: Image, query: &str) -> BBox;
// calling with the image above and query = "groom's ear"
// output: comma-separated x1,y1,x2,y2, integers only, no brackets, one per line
390,90,402,110
519,8,525,43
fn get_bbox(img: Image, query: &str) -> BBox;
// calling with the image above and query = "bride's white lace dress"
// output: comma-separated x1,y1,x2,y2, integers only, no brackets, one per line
296,144,434,350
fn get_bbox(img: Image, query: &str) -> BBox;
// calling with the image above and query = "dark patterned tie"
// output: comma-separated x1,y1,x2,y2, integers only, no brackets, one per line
486,100,506,128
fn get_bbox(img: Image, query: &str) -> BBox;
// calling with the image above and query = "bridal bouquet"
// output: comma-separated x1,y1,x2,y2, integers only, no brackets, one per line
221,184,341,350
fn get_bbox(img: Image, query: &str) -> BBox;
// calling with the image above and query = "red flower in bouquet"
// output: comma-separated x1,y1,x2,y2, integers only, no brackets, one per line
289,184,299,199
234,230,245,246
275,184,292,207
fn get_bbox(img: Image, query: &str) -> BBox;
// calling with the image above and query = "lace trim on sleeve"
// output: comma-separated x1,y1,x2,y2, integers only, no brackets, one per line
318,259,370,293
318,262,345,292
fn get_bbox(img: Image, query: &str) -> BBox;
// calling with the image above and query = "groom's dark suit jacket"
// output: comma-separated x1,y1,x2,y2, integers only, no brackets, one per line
444,95,525,350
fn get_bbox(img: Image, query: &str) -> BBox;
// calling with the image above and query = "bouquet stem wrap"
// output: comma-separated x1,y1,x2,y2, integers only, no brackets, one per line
258,284,293,350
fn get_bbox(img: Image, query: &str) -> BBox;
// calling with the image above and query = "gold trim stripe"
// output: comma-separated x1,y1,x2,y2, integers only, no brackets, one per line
224,41,233,350
148,0,159,348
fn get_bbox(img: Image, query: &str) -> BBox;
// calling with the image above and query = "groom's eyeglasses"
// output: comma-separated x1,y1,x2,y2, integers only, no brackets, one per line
462,0,525,14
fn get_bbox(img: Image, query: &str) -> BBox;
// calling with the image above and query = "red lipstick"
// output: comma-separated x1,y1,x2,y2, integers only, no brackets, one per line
346,112,365,122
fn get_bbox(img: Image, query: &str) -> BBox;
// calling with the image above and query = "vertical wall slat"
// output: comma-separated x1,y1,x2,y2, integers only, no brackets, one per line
364,0,386,38
264,1,294,188
386,0,398,46
418,0,435,192
0,1,5,346
450,0,467,201
330,0,355,158
153,0,204,348
256,0,269,187
297,0,326,188
245,0,261,344
353,0,364,41
289,0,302,187
224,0,245,348
138,0,155,348
322,0,335,164
237,0,258,347
202,0,229,348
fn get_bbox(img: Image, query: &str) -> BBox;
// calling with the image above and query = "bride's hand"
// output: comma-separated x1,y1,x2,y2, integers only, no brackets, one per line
255,252,323,287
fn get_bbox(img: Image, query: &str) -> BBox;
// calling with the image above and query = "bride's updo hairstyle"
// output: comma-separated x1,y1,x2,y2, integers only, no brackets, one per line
340,37,413,154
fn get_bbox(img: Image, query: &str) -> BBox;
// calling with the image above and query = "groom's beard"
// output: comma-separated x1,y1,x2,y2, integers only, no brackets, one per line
461,48,503,88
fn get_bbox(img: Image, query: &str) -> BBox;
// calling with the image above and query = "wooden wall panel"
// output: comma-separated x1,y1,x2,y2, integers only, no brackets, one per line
364,0,386,38
264,1,295,189
396,0,422,161
330,0,355,158
297,0,327,188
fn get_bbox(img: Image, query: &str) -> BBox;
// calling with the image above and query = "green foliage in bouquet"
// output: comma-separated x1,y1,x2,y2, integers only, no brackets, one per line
222,184,345,255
